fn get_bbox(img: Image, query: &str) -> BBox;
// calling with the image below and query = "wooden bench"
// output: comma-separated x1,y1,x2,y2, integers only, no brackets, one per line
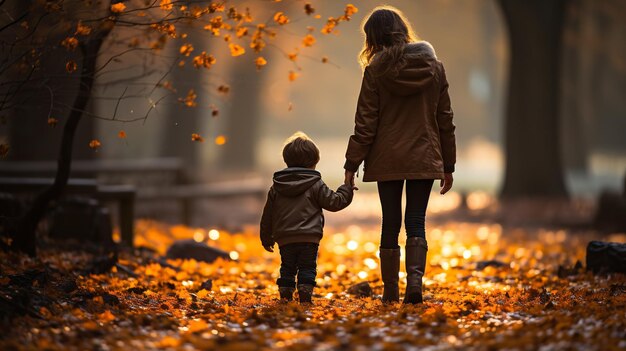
0,177,136,246
0,158,183,187
139,178,266,225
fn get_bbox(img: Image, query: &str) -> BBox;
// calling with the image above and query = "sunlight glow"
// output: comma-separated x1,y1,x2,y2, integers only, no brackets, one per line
193,230,204,242
229,251,239,260
347,240,359,251
208,229,220,240
363,258,378,270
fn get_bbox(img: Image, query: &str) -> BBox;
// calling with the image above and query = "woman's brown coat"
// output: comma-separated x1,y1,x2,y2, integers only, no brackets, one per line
344,41,456,182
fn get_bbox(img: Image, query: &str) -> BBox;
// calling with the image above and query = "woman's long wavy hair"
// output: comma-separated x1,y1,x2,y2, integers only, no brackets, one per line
359,6,419,74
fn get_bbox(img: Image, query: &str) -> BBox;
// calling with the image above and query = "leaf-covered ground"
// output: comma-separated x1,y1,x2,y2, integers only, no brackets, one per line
1,220,625,350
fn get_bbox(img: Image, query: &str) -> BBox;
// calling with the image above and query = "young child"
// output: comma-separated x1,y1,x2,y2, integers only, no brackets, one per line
260,132,354,303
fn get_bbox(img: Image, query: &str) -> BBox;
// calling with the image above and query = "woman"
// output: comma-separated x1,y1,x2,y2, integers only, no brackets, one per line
344,6,456,304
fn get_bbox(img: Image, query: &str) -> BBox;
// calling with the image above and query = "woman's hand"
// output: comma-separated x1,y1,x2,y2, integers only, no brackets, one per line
344,170,358,190
440,173,453,195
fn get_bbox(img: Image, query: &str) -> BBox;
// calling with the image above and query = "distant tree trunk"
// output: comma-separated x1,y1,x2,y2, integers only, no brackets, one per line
14,20,113,256
561,0,589,173
160,22,205,182
498,0,569,198
6,0,95,162
480,0,503,142
219,57,262,171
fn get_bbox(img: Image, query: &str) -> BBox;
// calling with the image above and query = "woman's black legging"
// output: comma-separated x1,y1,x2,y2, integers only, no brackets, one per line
377,179,434,249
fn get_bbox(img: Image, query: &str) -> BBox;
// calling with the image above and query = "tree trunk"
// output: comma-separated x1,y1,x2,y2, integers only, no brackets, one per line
4,0,95,162
498,0,569,198
160,22,205,182
561,0,589,173
13,24,112,256
218,56,263,171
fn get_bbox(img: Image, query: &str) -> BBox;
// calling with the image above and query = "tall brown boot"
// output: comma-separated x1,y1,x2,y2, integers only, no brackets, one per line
404,237,428,304
379,248,400,303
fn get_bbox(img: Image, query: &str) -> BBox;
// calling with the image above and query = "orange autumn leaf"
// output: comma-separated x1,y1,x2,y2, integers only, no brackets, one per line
191,133,204,142
217,85,230,94
118,130,127,139
273,12,289,25
75,21,91,36
287,51,298,61
179,43,194,56
209,3,225,13
321,18,338,34
99,310,115,322
205,16,223,36
250,24,266,52
89,139,101,149
196,289,210,299
215,135,227,145
39,307,52,318
302,34,316,47
159,0,173,11
322,56,329,63
236,26,248,38
110,3,126,13
192,52,216,69
65,60,77,73
229,43,245,57
255,56,267,70
92,296,104,304
179,89,197,107
61,37,78,51
160,80,175,92
304,3,315,15
157,336,180,348
47,117,58,127
344,4,358,18
288,70,299,82
187,319,209,333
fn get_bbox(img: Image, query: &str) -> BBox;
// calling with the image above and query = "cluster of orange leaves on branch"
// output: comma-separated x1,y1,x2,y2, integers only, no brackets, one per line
37,1,359,153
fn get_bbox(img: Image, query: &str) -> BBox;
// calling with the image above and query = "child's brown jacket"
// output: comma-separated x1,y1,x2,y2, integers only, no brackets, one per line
260,168,353,247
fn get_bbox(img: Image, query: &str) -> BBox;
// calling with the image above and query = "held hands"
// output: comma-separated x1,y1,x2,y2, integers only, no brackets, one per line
344,170,359,191
263,244,274,253
440,173,453,195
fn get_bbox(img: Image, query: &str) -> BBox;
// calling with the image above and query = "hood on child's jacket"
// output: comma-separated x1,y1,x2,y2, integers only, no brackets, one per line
260,168,353,247
272,168,321,197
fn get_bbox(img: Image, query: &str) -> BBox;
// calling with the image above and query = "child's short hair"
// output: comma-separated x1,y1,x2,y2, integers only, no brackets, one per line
282,132,320,168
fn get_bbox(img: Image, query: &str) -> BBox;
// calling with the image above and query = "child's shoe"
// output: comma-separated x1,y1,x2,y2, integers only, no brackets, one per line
297,284,314,303
279,287,295,301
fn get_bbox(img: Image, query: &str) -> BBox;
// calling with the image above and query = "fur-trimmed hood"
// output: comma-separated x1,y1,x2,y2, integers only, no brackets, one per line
372,41,439,97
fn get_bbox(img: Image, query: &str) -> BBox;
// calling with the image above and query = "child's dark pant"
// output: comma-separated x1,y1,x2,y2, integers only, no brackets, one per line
276,243,319,288
377,179,434,249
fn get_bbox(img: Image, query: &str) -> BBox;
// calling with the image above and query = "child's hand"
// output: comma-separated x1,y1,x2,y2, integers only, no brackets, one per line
263,244,275,253
344,170,359,191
